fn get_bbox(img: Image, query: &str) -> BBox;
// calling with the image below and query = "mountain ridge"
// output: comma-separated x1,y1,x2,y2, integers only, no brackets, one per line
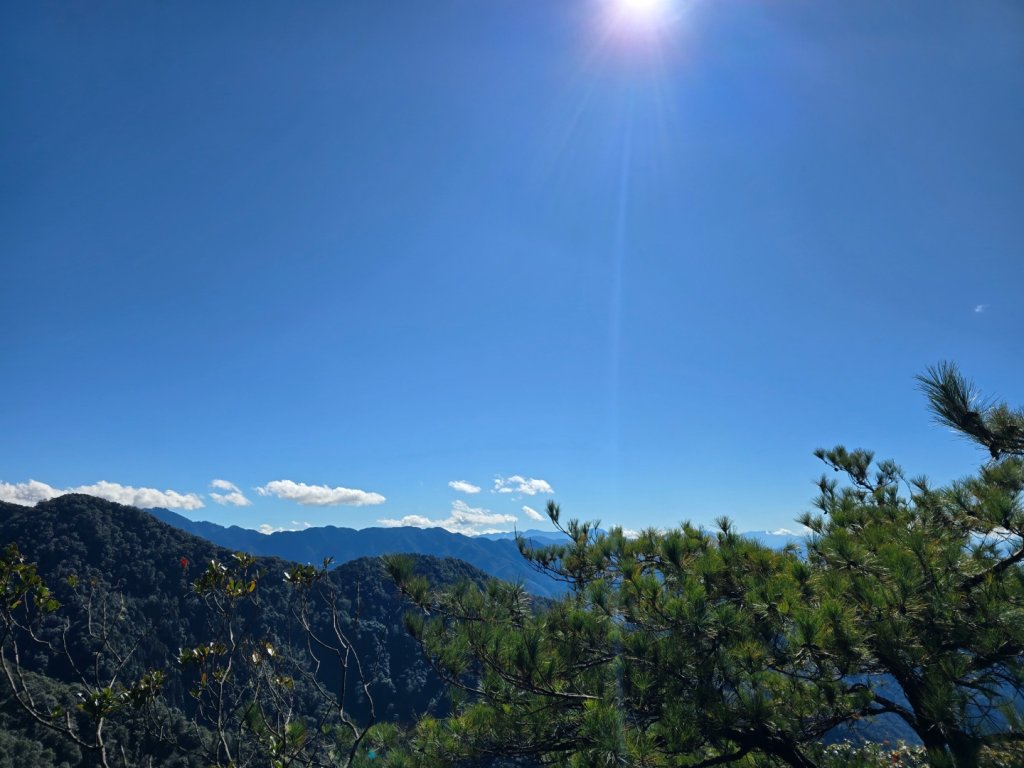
148,506,565,597
0,494,494,726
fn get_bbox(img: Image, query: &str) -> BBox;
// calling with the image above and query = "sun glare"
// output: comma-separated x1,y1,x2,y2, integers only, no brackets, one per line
603,0,679,41
620,0,667,17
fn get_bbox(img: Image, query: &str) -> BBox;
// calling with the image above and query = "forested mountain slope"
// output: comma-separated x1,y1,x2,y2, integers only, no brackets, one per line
0,494,492,724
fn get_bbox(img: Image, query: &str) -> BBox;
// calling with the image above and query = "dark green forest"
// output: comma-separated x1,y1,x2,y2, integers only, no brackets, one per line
1,364,1022,768
0,494,493,766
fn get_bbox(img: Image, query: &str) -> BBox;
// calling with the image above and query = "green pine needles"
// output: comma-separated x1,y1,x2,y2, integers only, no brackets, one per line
386,363,1023,768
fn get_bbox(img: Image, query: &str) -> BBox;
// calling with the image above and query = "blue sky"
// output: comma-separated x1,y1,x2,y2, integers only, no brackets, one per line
2,0,1022,536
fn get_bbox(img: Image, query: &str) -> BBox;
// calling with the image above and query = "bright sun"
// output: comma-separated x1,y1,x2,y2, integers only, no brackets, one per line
611,0,674,33
620,0,665,14
619,0,670,20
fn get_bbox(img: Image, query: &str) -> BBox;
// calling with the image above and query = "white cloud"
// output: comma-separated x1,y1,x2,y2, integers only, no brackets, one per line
70,481,205,510
448,480,481,494
0,479,63,506
522,505,545,522
493,475,554,496
621,528,641,539
768,527,812,537
209,479,252,507
449,499,516,526
257,521,313,535
0,479,204,510
974,304,987,313
378,499,517,536
256,479,385,507
379,514,434,528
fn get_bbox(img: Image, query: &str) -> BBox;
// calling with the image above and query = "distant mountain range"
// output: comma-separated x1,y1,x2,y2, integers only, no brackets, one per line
478,529,567,544
739,530,809,551
148,508,567,597
148,511,809,598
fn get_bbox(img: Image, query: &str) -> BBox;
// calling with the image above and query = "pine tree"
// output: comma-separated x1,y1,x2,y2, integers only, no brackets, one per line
389,363,1024,768
389,514,873,768
801,363,1024,767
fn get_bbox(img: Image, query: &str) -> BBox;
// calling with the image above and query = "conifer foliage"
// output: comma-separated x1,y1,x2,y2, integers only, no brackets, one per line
801,364,1024,767
388,513,875,768
388,364,1023,768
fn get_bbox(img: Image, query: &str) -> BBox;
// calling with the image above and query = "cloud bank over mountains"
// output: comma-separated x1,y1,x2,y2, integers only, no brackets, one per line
0,476,386,510
379,499,518,536
1,471,557,535
0,479,205,510
257,520,313,535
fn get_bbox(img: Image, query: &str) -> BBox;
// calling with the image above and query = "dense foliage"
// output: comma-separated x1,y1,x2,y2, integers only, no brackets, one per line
386,364,1023,768
0,496,489,766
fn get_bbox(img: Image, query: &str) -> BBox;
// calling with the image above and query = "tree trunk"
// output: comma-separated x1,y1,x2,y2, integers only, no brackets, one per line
766,740,819,768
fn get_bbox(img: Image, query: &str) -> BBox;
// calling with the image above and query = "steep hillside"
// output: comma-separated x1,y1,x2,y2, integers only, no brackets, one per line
0,495,492,724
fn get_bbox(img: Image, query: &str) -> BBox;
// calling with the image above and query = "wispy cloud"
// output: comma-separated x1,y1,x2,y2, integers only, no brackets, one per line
209,479,252,507
448,499,516,527
0,479,204,510
378,499,516,536
522,505,545,522
379,514,433,528
493,475,554,496
257,521,313,535
974,304,987,313
256,479,385,507
448,480,481,494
